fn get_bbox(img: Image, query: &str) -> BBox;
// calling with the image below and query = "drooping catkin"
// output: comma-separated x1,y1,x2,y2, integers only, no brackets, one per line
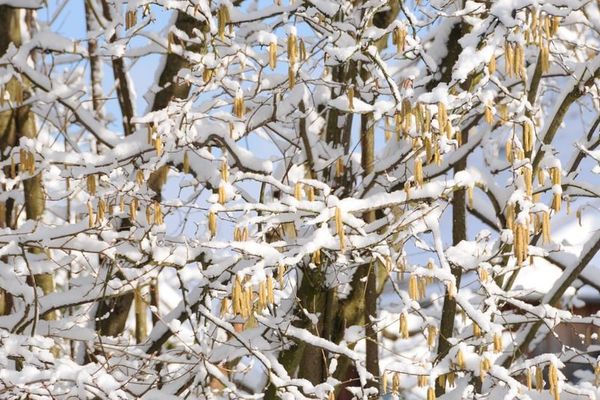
347,86,354,111
125,10,137,29
456,349,465,369
208,211,217,237
233,90,244,118
218,182,226,205
427,325,437,349
488,54,496,74
217,5,230,40
299,39,306,61
335,158,344,178
427,387,435,400
154,201,163,224
522,166,533,198
399,312,409,338
408,274,418,300
523,121,534,152
267,276,274,304
536,366,544,391
493,333,503,353
130,198,138,221
392,26,407,53
220,297,230,317
277,263,285,287
269,40,277,70
294,182,302,200
335,207,345,251
484,102,494,125
414,157,423,187
87,174,97,195
96,198,106,223
480,358,491,382
473,322,482,338
287,32,297,65
88,201,94,227
392,372,400,393
183,151,190,173
542,211,551,244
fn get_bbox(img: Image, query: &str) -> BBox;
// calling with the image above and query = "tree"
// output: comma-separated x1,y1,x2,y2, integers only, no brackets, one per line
1,0,600,399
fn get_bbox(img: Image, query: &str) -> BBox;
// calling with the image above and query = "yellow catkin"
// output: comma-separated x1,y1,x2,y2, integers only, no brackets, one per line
232,276,242,315
294,183,302,200
299,39,306,61
130,198,138,221
154,201,163,224
278,264,285,287
335,207,345,250
208,211,217,237
217,5,229,39
312,249,321,266
125,10,137,29
493,333,503,353
220,297,230,317
392,26,406,53
382,372,388,394
0,202,5,228
438,102,447,133
550,166,561,185
480,358,491,382
505,41,514,76
233,90,244,118
399,312,409,338
306,186,315,201
267,276,274,304
523,121,534,152
526,368,532,390
88,201,94,227
542,211,551,244
456,350,465,369
484,102,494,125
414,157,423,187
447,371,456,388
287,33,297,65
96,198,106,223
427,325,437,348
136,170,144,186
335,158,344,177
392,372,400,393
183,151,190,173
418,277,427,300
288,65,295,89
488,54,496,74
523,166,532,198
548,364,560,400
536,366,544,391
594,362,600,386
218,183,226,205
269,40,277,70
552,193,561,212
203,67,214,83
408,274,418,300
347,86,354,111
478,267,489,282
417,375,427,388
87,174,97,195
473,323,482,338
427,387,435,400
